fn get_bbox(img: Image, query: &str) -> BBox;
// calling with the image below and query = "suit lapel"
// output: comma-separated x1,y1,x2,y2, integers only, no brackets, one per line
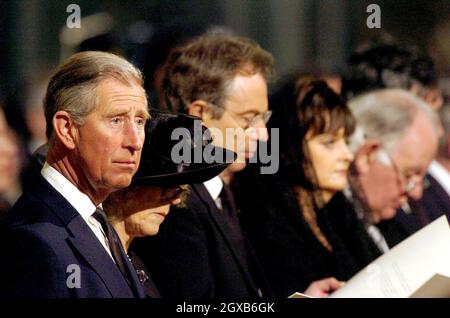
33,176,140,298
192,184,236,244
426,175,450,219
66,218,135,298
192,183,259,294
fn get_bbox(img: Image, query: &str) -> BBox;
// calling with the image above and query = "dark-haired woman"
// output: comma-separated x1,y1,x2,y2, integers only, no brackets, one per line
235,78,381,297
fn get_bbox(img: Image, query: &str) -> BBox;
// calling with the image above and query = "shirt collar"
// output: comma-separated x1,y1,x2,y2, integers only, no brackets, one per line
41,162,98,222
428,160,450,196
203,176,224,200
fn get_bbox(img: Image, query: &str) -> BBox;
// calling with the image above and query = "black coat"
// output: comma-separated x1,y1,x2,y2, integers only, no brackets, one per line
131,183,271,298
379,173,450,248
234,168,381,297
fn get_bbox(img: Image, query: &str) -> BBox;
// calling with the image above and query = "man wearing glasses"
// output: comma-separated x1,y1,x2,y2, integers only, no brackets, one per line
134,34,339,298
132,34,275,298
346,89,440,253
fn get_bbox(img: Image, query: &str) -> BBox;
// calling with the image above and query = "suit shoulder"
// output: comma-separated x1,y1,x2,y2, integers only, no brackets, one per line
2,192,69,249
5,188,63,228
170,185,210,216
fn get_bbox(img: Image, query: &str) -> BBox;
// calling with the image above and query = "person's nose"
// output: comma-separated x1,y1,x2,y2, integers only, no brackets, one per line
340,140,354,162
399,193,408,206
406,177,423,200
124,120,143,152
248,120,269,143
161,204,172,213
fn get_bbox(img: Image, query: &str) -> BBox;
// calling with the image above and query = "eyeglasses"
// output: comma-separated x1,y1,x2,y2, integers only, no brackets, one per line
224,108,272,129
382,149,417,194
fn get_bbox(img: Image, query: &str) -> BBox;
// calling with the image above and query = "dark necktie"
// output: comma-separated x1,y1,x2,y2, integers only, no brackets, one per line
92,207,134,288
218,184,264,298
219,184,239,226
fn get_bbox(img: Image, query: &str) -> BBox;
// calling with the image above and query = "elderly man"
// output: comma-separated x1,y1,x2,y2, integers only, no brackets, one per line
347,89,440,253
0,51,149,298
343,42,448,242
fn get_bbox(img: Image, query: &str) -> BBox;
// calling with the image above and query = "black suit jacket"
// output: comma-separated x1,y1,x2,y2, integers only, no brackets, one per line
132,183,271,298
0,176,145,298
379,174,450,248
234,168,381,297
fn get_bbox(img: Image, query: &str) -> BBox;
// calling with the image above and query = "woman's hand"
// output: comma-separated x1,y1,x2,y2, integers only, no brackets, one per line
303,277,345,298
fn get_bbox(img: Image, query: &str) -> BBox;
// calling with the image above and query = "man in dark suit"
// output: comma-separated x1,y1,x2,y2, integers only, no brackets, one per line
0,51,149,298
346,89,440,253
132,34,273,298
343,41,449,244
132,34,341,298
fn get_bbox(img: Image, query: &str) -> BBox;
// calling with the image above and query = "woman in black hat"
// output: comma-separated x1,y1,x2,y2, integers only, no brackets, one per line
103,112,234,297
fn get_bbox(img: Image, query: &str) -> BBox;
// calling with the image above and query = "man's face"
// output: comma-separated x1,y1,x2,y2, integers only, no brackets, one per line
358,114,438,223
202,73,269,173
388,114,438,200
73,78,149,193
359,156,408,222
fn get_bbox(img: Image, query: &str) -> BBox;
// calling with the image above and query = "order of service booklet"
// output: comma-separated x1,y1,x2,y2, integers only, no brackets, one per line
329,215,450,298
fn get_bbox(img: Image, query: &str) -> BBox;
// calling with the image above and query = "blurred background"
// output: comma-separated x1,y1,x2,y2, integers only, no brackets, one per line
0,0,449,160
0,0,448,215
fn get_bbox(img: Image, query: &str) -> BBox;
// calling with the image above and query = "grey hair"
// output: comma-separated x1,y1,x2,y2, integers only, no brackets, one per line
348,88,439,163
44,51,145,145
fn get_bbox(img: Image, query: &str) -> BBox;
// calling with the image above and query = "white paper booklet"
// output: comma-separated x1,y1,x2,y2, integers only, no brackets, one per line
330,215,450,298
288,292,313,298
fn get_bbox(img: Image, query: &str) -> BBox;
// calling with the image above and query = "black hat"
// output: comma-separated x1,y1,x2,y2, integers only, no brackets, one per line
132,111,236,186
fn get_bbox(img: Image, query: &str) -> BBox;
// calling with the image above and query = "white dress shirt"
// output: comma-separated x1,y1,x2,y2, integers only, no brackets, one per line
41,162,114,260
428,160,450,197
203,176,224,209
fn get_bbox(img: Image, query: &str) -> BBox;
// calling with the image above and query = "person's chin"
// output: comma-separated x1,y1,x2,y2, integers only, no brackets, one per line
109,175,133,189
229,161,247,173
143,227,159,237
325,180,348,192
380,207,397,221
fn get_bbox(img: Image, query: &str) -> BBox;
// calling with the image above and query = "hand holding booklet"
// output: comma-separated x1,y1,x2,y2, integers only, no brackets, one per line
329,215,450,298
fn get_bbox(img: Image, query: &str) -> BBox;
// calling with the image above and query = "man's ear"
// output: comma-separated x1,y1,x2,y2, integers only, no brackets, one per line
52,111,77,150
353,140,380,175
187,100,209,120
411,84,443,111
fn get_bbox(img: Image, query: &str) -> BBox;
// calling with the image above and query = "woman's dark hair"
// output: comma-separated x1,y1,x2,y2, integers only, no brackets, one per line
269,77,355,190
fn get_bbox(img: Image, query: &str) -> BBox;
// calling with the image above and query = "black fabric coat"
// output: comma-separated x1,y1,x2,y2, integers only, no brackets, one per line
234,168,381,297
131,183,271,298
379,173,450,248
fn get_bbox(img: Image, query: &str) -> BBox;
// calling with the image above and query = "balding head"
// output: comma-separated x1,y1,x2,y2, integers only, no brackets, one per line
348,89,439,222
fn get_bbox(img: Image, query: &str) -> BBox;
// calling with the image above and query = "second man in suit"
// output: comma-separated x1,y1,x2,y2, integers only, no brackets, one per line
132,34,341,298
